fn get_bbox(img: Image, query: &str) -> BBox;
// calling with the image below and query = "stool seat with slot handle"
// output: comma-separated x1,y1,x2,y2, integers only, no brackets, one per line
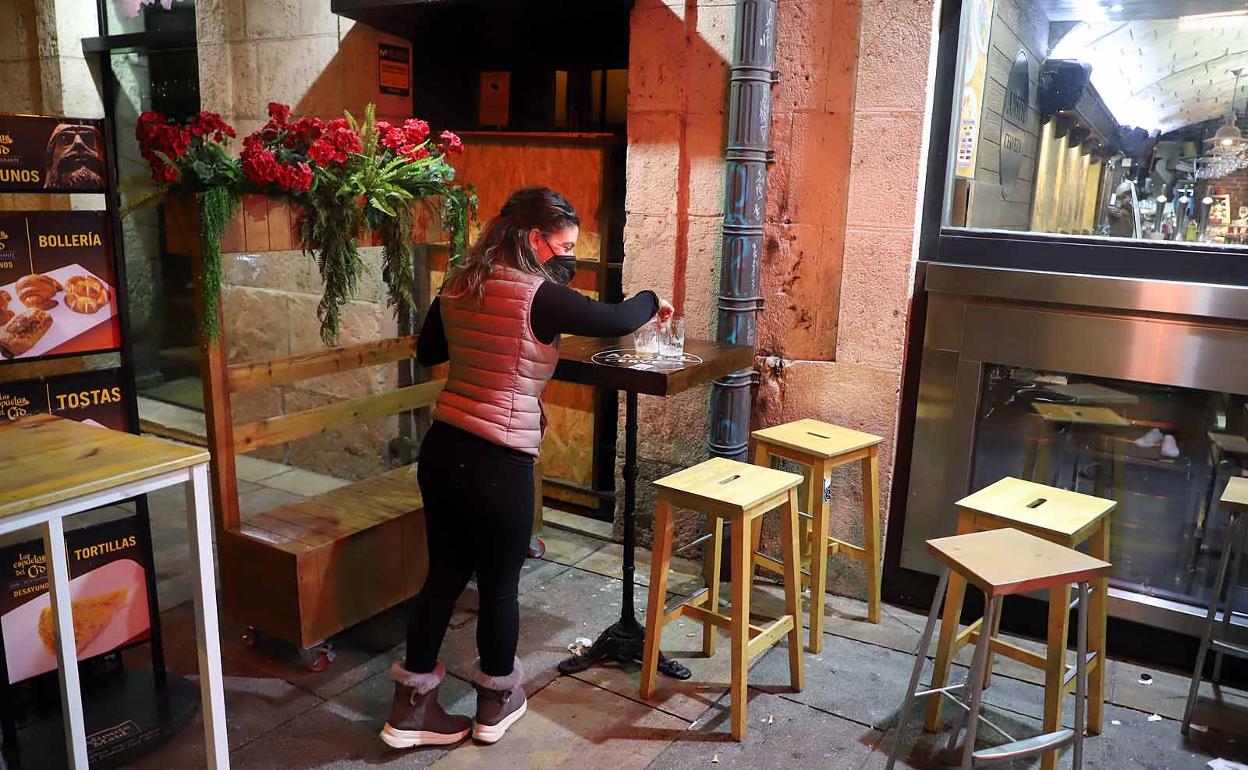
750,419,884,651
1183,476,1248,734
640,458,805,741
888,528,1112,770
924,477,1114,770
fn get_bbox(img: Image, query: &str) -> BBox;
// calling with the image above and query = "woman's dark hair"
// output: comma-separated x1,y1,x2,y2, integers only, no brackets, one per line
442,187,580,302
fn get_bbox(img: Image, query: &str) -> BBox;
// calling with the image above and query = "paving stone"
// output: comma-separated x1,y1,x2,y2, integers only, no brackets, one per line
260,467,351,496
427,676,687,770
539,526,611,566
1116,658,1248,728
438,567,635,694
122,675,324,770
225,666,477,769
571,613,738,723
234,454,294,482
650,688,883,769
543,507,615,540
575,542,706,597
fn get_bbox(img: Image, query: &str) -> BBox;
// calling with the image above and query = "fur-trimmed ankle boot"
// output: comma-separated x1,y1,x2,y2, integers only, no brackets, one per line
471,657,526,744
380,662,471,749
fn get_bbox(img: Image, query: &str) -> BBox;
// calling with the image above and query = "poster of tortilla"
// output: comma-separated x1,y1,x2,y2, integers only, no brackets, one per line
0,210,121,362
0,516,150,684
0,114,108,193
0,367,132,431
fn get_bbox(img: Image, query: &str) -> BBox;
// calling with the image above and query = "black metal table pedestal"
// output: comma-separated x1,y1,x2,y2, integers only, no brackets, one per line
558,390,691,679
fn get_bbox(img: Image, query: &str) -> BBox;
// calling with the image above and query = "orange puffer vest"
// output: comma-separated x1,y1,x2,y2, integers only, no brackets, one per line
432,265,558,455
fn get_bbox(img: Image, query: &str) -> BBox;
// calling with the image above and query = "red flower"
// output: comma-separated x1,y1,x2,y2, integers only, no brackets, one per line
436,130,463,156
308,138,346,167
267,102,292,125
402,118,429,145
241,145,280,185
380,126,407,151
400,144,430,161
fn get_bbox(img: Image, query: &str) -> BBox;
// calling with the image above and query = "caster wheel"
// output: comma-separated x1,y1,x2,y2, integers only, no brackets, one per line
528,538,546,559
242,627,260,647
306,651,332,673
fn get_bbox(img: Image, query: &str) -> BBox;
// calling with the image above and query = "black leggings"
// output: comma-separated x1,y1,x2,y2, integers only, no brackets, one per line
405,421,534,677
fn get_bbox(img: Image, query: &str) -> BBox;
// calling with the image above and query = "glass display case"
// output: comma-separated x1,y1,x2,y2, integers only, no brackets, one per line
971,365,1247,612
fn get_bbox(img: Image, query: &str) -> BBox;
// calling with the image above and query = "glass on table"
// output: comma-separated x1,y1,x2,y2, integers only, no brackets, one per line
660,317,685,359
633,319,659,357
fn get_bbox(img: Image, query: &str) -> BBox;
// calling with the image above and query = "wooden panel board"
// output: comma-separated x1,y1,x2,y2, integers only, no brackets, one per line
233,379,445,452
227,336,419,392
219,532,303,645
541,380,596,491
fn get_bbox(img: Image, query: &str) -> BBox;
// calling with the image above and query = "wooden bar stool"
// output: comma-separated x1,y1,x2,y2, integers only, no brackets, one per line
888,528,1111,770
924,478,1114,770
1183,476,1248,734
750,419,884,650
640,458,805,741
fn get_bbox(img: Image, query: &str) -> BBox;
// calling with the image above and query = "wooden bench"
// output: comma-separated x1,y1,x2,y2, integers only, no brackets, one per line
201,330,444,663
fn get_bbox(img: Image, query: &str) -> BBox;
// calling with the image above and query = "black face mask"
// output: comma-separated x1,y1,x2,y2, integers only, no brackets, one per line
544,239,576,284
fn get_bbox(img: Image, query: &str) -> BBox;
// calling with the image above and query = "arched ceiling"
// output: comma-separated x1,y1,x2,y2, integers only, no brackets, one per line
1049,11,1248,134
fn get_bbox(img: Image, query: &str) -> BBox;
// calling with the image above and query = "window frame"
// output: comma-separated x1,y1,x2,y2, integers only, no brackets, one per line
920,0,1248,287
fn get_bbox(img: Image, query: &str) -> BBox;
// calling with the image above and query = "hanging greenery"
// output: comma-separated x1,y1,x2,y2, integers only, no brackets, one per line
127,103,476,345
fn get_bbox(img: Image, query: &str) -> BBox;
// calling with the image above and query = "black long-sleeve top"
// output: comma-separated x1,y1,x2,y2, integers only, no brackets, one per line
416,280,659,367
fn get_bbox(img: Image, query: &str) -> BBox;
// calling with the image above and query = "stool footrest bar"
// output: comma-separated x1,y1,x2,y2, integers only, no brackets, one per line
1062,651,1099,689
913,683,965,698
942,693,1017,743
972,728,1074,764
1211,639,1248,660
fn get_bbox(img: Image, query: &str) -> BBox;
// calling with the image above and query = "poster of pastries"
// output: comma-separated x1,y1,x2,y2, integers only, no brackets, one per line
0,516,150,684
0,368,132,431
0,114,108,193
0,210,121,362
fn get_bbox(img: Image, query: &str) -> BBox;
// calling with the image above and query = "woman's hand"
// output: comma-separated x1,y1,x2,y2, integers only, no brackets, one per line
656,297,675,325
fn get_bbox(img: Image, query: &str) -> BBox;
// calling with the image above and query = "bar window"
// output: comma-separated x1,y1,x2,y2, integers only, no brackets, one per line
944,1,1248,248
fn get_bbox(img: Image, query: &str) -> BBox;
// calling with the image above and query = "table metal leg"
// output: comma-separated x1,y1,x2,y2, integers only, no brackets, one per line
1213,513,1246,684
42,516,88,770
184,464,230,769
558,390,691,679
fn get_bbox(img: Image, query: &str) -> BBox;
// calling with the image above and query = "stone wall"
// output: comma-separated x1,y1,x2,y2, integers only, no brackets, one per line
621,0,937,597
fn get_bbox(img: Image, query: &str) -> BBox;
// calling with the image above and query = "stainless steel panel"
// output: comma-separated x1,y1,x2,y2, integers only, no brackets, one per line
923,295,967,352
901,348,960,575
926,263,1248,324
961,304,1248,397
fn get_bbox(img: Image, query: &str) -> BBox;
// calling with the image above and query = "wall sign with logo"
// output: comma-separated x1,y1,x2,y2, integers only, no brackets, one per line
0,367,131,430
0,114,108,193
379,43,411,97
0,210,122,361
999,50,1030,199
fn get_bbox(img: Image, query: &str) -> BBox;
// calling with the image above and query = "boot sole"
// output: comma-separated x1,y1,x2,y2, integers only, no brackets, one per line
379,723,470,749
472,699,528,744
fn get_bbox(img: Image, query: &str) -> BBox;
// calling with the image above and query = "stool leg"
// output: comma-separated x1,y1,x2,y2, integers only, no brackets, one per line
925,513,975,732
982,597,1005,690
1212,518,1245,684
1041,584,1071,770
1074,581,1090,770
863,448,883,625
749,443,772,594
886,568,950,770
780,489,804,692
730,516,753,741
1088,521,1111,734
808,460,832,653
641,500,675,700
1184,510,1243,732
959,593,999,770
703,513,724,658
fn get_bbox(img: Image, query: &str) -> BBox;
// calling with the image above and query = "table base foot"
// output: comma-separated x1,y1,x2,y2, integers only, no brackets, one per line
557,619,692,680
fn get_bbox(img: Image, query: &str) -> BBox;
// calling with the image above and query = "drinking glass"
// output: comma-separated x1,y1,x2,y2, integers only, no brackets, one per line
634,320,659,357
660,317,685,359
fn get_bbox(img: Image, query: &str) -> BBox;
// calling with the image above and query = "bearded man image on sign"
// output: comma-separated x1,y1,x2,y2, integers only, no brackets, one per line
43,123,105,190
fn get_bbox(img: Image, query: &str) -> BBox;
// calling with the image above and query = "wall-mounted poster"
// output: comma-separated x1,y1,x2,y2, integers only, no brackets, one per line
0,210,121,362
0,114,108,193
379,43,411,97
954,0,995,179
0,516,151,684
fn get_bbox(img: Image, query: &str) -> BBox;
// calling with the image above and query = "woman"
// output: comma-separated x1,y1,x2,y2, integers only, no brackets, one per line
380,187,673,749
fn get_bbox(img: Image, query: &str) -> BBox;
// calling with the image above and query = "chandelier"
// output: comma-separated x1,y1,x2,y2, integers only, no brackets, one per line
1197,68,1248,179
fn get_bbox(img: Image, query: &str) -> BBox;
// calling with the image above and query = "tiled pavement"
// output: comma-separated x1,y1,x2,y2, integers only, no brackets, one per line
52,457,1248,769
